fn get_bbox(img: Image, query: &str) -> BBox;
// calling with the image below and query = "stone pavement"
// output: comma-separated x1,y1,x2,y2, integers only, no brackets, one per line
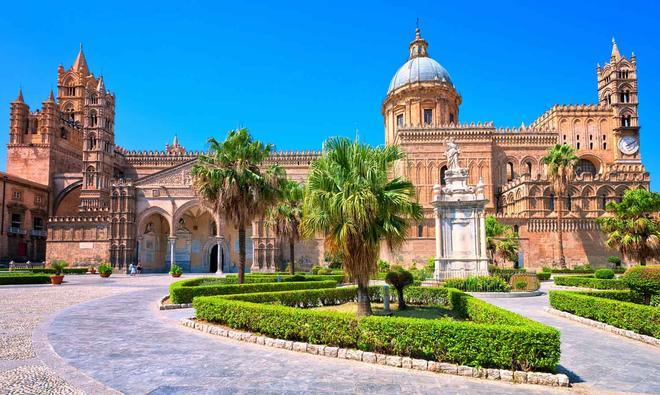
0,274,657,393
477,281,660,394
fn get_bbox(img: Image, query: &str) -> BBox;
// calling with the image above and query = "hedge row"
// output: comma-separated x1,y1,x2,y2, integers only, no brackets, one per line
0,273,52,285
194,286,560,371
549,290,659,338
32,268,89,275
536,272,551,281
553,276,627,290
169,278,337,304
222,274,345,284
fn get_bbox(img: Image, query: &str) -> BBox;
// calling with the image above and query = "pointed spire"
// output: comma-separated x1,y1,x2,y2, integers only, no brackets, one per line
611,37,621,61
46,89,55,103
409,22,428,59
15,88,24,103
72,43,89,74
173,134,179,146
96,76,105,93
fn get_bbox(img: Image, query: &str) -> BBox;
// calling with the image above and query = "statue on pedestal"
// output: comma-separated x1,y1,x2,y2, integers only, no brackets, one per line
445,139,461,170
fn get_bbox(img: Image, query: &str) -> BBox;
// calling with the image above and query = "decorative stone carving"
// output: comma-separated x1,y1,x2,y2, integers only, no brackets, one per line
433,142,488,279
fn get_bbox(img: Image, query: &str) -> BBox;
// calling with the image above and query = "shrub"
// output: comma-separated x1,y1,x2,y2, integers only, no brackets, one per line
169,278,338,304
550,290,659,338
651,294,660,308
607,256,622,267
98,264,113,276
536,272,551,281
194,286,560,371
170,264,183,275
50,260,67,276
489,267,526,282
553,276,626,290
622,266,660,304
542,266,552,273
377,259,390,272
311,265,322,275
444,276,510,292
0,273,51,285
385,268,414,309
317,268,333,275
509,273,539,291
594,269,615,279
32,268,88,275
222,273,344,284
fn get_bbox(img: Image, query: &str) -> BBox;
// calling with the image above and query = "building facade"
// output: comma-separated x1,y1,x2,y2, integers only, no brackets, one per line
3,31,650,271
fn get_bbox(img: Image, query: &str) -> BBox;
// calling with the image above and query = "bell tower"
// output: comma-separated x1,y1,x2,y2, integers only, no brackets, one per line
597,38,640,163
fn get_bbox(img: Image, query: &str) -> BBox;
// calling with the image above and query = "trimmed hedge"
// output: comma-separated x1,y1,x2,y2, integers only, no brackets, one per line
549,290,659,338
222,274,345,284
443,276,510,292
194,286,560,371
169,278,337,304
553,275,627,290
0,273,51,285
489,267,526,283
32,268,89,275
536,272,551,281
594,269,615,279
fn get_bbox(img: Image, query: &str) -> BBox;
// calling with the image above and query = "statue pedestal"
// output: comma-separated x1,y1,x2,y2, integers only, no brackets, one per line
433,168,489,280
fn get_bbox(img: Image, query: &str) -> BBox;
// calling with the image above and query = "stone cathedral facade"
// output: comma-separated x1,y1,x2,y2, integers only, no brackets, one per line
3,30,649,271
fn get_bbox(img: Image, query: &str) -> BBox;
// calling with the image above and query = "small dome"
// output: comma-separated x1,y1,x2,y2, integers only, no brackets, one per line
388,56,453,94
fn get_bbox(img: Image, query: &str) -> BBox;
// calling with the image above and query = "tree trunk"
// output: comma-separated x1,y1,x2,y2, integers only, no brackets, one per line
397,288,407,310
238,225,246,284
356,281,373,316
289,238,295,275
556,193,566,268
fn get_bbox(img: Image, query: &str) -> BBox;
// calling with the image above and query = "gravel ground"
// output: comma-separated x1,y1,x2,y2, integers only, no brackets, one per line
0,275,181,394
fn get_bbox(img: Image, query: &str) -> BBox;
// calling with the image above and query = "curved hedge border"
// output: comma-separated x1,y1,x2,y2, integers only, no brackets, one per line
553,276,626,290
194,286,560,371
0,273,51,285
169,278,337,304
549,290,659,338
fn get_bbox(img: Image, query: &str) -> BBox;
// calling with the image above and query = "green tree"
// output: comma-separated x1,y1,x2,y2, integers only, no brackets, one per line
485,215,519,265
191,128,285,283
541,144,579,267
265,179,304,274
385,268,414,310
597,189,660,266
301,137,423,316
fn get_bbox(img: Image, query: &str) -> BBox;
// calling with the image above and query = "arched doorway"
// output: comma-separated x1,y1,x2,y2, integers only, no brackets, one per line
209,244,225,273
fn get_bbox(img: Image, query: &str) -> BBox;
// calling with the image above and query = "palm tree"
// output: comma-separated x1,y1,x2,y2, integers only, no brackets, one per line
265,179,304,274
485,215,519,266
597,189,660,266
191,128,285,283
301,137,423,316
541,144,578,268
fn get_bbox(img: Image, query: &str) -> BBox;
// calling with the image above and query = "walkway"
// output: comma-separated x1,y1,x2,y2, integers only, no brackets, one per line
477,281,660,394
45,282,563,394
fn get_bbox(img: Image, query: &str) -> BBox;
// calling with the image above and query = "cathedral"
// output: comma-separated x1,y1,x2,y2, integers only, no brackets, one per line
2,29,649,272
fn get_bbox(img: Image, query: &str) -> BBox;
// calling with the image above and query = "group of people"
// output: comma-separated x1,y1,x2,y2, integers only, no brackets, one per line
128,263,143,276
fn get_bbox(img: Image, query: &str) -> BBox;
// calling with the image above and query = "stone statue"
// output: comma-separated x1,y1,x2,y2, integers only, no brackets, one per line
445,139,460,170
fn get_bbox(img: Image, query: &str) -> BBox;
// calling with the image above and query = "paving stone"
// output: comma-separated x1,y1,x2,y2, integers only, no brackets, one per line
411,358,428,370
292,342,307,352
346,349,363,361
324,346,339,358
362,352,377,364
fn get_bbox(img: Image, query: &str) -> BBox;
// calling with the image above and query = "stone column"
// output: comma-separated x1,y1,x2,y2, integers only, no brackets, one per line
168,236,176,270
215,235,224,275
136,236,143,265
434,207,442,278
479,212,487,259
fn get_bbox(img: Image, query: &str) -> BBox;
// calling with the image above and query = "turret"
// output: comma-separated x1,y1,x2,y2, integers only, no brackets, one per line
9,89,29,144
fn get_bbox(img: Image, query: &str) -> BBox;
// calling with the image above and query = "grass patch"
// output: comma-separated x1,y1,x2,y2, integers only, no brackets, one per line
312,302,459,319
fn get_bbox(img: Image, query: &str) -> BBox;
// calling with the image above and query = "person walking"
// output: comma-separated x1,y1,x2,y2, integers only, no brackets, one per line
136,262,143,276
128,263,137,277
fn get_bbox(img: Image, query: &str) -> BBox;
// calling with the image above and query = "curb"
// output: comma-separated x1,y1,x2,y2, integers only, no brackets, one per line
467,290,542,298
158,295,192,310
180,318,570,388
543,307,660,347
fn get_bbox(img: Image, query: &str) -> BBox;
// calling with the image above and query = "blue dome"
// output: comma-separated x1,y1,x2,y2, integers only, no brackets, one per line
388,56,452,94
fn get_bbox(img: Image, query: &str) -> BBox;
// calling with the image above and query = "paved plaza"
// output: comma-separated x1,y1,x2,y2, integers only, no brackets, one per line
0,275,658,394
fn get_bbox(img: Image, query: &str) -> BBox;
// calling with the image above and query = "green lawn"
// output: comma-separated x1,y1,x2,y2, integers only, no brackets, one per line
312,302,459,319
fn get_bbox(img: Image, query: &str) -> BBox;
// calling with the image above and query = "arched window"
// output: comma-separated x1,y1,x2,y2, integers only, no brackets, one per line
89,95,98,105
449,113,455,124
566,195,572,211
417,224,424,238
575,159,597,176
440,165,447,186
506,162,514,182
621,115,631,127
548,193,555,212
525,161,532,175
396,114,404,128
89,111,98,127
599,194,607,210
86,166,95,186
87,134,96,150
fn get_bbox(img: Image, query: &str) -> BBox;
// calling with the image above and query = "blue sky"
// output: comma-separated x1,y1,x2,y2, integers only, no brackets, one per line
1,0,659,190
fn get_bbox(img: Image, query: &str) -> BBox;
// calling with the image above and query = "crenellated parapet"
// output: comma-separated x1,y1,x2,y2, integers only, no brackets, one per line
530,104,611,129
264,150,321,166
397,122,495,143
